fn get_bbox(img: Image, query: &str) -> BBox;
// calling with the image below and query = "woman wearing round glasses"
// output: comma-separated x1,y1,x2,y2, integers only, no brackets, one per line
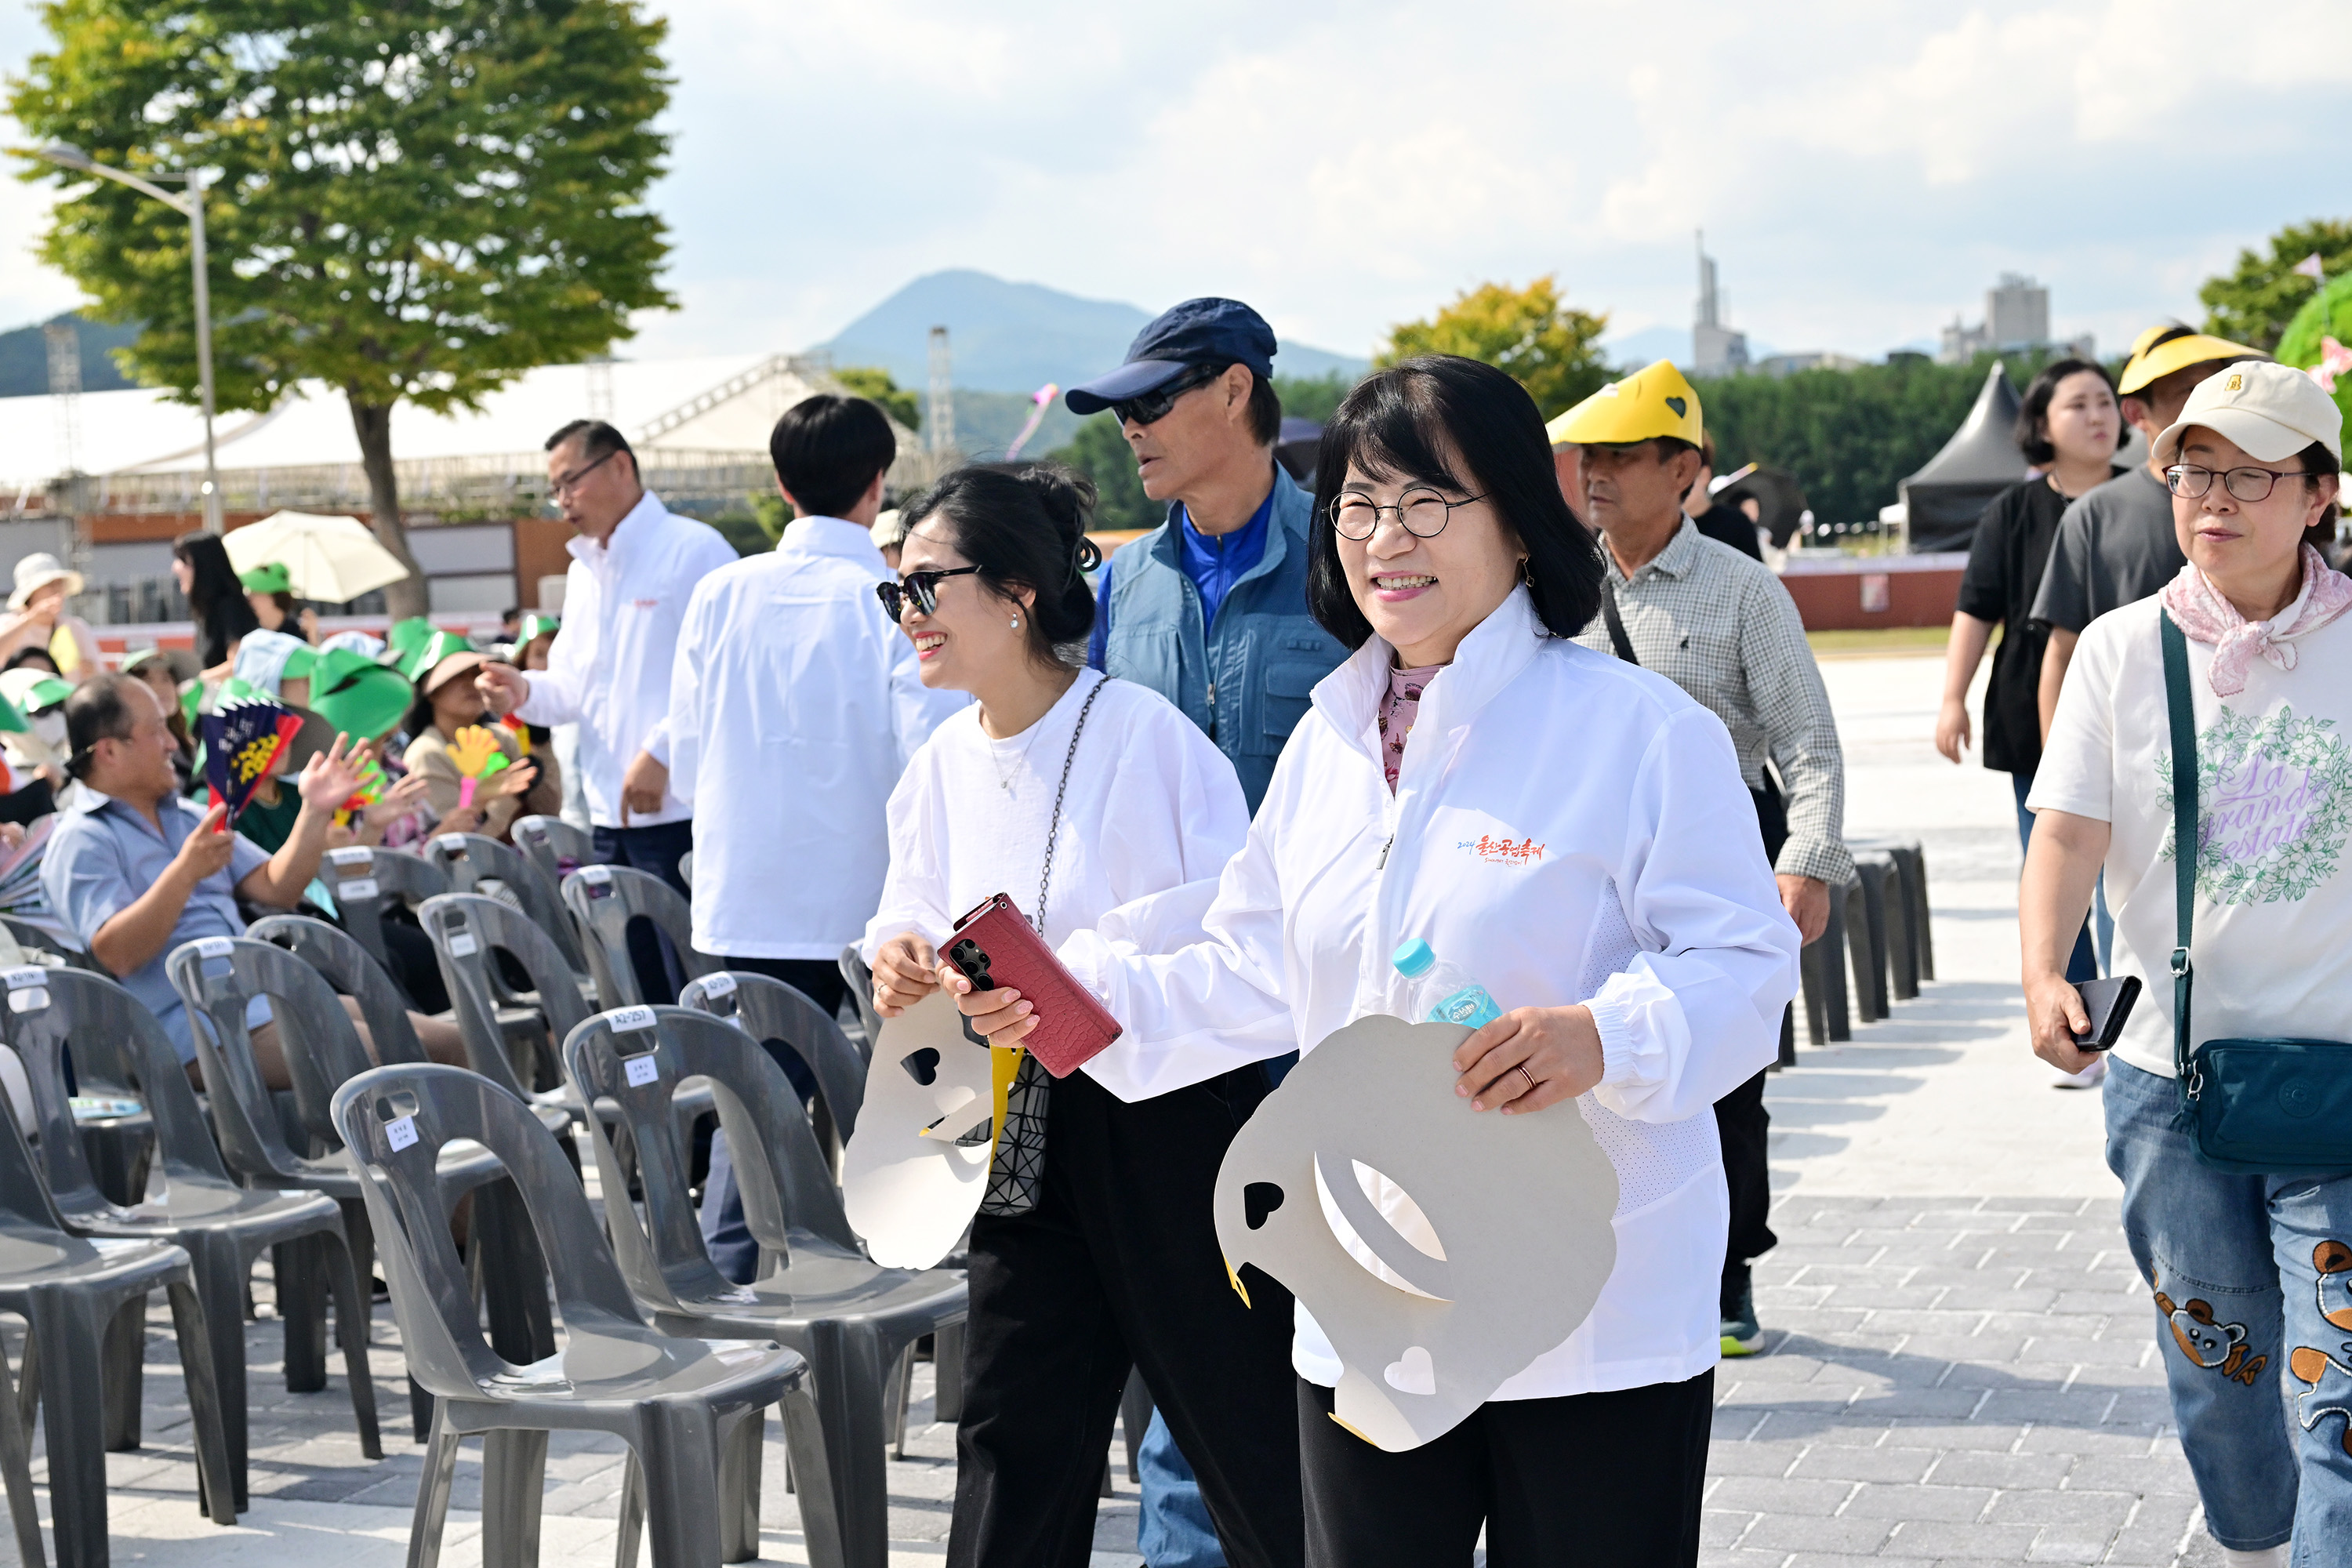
862,463,1308,1568
953,357,1800,1564
2024,361,2352,1566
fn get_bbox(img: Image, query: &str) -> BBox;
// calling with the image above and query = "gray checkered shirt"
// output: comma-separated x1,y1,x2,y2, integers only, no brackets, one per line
1571,518,1854,887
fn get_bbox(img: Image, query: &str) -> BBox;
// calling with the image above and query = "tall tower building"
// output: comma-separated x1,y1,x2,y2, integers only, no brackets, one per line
1692,230,1750,377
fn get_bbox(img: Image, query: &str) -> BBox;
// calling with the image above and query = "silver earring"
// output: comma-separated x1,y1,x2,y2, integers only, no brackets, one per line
1010,617,1021,629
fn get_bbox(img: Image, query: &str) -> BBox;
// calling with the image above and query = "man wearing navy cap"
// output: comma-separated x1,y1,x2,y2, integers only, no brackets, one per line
1072,298,1345,816
1065,299,1334,1566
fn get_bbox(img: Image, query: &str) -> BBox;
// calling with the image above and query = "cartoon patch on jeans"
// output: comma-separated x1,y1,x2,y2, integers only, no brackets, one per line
2289,1241,2352,1456
2152,1276,2267,1385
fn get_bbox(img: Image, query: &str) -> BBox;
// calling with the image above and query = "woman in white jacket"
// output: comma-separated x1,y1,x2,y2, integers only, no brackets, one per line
862,463,1306,1568
956,358,1802,1566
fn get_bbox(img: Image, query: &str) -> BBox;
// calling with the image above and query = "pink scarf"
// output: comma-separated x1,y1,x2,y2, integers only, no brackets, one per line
2158,543,2352,695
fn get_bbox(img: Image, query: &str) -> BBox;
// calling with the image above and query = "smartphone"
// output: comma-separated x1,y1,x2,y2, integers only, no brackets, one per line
2071,975,2141,1051
945,893,1123,1078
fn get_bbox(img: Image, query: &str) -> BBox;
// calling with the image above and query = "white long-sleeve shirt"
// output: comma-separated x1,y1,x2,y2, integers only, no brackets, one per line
666,517,966,959
516,489,738,828
861,669,1248,969
1060,588,1802,1400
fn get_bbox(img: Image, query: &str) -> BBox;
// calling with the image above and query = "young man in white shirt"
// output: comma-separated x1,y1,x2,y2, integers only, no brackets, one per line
670,394,964,1280
478,419,737,996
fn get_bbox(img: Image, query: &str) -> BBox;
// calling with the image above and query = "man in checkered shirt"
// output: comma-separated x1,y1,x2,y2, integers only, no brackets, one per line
1553,359,1853,1360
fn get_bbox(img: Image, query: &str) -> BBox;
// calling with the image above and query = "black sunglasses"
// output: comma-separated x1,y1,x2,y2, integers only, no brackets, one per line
877,565,982,621
1111,362,1224,426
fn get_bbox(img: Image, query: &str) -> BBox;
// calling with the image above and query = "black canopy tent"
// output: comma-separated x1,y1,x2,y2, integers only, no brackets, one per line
1900,362,2027,552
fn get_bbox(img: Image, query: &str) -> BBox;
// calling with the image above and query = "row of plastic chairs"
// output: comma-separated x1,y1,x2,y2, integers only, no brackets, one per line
1798,837,1936,1047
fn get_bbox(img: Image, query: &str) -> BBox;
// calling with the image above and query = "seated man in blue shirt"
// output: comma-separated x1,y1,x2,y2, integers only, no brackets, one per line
42,673,463,1085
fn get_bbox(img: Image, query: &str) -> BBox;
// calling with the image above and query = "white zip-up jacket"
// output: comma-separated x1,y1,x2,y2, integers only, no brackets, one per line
1062,587,1801,1399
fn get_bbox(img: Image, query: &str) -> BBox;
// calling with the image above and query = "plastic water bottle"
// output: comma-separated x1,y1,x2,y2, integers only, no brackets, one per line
1392,938,1503,1029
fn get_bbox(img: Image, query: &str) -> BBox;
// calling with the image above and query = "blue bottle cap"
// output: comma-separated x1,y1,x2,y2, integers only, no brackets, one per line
1392,938,1435,978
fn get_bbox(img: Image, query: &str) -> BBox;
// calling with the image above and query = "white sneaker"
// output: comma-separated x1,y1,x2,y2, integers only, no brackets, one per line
2222,1547,2285,1568
2053,1054,2108,1090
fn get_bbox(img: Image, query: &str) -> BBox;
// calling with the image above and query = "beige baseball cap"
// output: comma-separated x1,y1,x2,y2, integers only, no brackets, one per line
2153,361,2344,468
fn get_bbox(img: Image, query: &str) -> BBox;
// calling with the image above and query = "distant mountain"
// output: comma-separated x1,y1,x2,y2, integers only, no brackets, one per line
0,313,142,398
819,269,1367,396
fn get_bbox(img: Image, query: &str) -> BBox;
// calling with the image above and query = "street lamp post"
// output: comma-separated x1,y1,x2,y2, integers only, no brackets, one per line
31,143,223,533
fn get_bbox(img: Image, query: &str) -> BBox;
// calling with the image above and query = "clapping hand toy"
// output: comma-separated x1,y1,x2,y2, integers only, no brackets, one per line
447,724,512,808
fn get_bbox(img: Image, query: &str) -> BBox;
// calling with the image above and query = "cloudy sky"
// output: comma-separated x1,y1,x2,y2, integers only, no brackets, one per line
4,0,2347,366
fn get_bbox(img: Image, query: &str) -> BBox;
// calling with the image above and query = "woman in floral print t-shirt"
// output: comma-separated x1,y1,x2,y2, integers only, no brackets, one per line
2022,361,2352,1564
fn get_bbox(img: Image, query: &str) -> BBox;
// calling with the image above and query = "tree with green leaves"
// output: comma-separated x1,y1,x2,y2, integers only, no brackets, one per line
1379,277,1610,419
1272,371,1356,426
2199,219,2352,352
9,0,674,615
834,367,922,432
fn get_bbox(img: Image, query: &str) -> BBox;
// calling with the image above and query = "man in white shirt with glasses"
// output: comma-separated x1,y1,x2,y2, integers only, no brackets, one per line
480,419,737,998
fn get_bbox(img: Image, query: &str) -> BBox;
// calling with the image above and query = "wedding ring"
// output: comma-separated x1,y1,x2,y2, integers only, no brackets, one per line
1513,1065,1538,1097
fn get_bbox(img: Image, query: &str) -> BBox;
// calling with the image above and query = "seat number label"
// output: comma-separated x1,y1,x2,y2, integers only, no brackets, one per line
447,933,478,958
329,846,375,867
196,937,235,959
609,1005,657,1033
699,972,736,998
384,1115,419,1152
339,877,379,900
624,1054,660,1087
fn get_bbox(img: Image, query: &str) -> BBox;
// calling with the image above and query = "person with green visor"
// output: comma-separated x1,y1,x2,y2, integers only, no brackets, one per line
238,561,318,644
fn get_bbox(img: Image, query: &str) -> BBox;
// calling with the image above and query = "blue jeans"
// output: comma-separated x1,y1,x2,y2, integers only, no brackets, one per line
2105,1058,2352,1555
1139,1408,1226,1567
2012,772,2099,986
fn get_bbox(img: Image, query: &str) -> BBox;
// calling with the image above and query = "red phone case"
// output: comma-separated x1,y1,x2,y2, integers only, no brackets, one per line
947,893,1123,1078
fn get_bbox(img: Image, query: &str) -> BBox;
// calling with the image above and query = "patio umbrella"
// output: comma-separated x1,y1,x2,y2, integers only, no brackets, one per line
223,511,412,604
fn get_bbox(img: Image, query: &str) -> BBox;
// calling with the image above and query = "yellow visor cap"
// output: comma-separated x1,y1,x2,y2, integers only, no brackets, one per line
1547,359,1705,447
2117,328,2262,396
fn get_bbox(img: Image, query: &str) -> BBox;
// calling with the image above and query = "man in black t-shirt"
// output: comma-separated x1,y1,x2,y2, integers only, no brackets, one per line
2028,325,2260,739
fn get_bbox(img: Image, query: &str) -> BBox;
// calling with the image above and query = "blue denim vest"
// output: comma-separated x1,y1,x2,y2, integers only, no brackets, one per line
1102,468,1346,812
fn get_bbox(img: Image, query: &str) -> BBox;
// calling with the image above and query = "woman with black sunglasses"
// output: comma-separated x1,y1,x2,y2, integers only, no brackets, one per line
862,462,1306,1568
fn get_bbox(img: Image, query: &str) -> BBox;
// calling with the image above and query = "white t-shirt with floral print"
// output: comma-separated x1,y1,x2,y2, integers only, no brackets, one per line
2029,595,2352,1079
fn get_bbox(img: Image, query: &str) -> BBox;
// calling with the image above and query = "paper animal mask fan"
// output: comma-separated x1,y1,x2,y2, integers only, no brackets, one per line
840,993,1024,1269
1214,1014,1621,1451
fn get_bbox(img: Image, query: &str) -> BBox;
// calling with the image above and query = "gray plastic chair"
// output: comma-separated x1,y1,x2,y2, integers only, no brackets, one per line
330,1062,840,1568
169,930,549,1426
321,844,451,985
835,947,883,1058
0,966,379,1508
561,864,720,1008
420,891,593,1116
511,814,595,891
426,831,590,975
0,1084,240,1564
680,971,866,1156
561,1005,965,1568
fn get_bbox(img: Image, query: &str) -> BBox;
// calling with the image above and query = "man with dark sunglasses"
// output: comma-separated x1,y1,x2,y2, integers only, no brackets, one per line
1065,301,1341,1566
1069,298,1345,816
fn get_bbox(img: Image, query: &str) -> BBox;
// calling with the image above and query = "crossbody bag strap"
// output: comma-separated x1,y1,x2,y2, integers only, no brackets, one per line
1599,584,1639,665
2160,612,2199,1094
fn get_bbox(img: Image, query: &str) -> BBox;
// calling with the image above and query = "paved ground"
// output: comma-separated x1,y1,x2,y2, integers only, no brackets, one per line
0,653,2240,1566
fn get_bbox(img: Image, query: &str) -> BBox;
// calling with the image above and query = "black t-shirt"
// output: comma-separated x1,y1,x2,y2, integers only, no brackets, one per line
1955,467,2124,776
1689,503,1763,561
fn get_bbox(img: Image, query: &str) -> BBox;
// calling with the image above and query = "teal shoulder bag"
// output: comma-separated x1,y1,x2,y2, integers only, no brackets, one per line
2161,610,2352,1174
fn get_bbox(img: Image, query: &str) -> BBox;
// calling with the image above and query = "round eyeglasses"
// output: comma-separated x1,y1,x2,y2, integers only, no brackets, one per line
1330,488,1488,541
2165,463,2314,504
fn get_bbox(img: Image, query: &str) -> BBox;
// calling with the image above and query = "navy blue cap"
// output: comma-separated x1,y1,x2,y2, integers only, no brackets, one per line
1065,297,1277,415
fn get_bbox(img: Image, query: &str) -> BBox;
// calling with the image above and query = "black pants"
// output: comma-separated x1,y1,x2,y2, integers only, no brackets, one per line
951,1067,1303,1568
591,819,695,1004
1298,1370,1715,1566
1718,783,1789,1307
